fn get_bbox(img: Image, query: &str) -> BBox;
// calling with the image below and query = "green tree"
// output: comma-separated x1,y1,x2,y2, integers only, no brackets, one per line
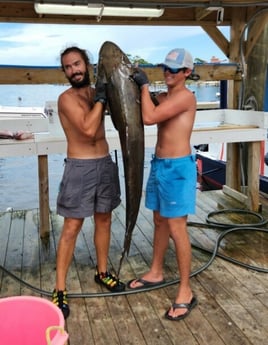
194,57,207,64
127,54,150,64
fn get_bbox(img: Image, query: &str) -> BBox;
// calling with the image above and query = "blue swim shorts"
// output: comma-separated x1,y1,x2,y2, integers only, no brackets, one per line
145,154,197,218
57,155,121,218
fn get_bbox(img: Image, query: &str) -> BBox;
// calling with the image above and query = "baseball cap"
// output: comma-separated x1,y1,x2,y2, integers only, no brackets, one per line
161,48,194,70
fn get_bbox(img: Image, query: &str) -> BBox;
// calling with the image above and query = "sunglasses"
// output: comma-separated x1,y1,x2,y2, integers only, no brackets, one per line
162,66,186,74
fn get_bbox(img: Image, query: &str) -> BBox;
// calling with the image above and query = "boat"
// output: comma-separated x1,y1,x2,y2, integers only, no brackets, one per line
196,140,268,194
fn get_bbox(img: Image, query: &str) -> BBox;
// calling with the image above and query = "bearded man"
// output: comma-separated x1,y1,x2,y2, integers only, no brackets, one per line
52,46,125,319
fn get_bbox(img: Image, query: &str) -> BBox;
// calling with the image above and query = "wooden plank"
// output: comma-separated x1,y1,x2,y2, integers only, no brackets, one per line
222,184,249,204
38,154,50,240
145,287,199,345
49,211,94,345
0,64,242,84
125,291,175,345
0,140,37,157
206,189,247,210
190,277,253,345
74,251,121,345
0,65,92,84
0,211,11,265
1,186,268,345
197,258,268,344
224,141,261,212
20,209,41,296
247,141,261,211
0,211,12,290
226,143,241,191
0,210,24,297
194,124,258,131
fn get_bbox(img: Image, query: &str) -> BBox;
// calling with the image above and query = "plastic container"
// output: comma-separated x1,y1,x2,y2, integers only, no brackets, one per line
0,296,68,345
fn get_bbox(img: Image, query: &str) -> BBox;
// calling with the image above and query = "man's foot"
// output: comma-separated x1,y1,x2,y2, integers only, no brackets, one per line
165,296,197,321
94,269,126,292
127,278,166,290
52,289,70,319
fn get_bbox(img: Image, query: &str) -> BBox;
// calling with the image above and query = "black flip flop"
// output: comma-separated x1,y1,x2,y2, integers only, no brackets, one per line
127,278,166,290
164,296,198,321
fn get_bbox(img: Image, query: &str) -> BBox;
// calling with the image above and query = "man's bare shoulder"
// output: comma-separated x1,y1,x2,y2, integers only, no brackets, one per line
58,87,78,112
58,87,72,102
174,86,196,103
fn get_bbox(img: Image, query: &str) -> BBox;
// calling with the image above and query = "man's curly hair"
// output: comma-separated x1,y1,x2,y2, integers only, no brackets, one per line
60,46,90,71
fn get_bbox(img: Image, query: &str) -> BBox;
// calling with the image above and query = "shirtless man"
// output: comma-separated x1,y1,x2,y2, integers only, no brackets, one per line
128,48,197,321
53,46,125,319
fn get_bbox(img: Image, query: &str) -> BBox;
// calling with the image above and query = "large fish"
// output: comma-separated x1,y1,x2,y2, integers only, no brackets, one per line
97,41,144,274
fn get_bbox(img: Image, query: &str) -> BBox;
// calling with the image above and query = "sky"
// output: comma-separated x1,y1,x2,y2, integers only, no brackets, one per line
0,23,230,66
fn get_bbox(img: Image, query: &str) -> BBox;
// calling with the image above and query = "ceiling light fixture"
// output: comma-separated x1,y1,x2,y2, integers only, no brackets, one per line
34,3,164,18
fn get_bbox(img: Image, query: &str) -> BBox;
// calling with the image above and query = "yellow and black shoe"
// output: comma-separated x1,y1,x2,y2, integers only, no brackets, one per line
94,268,126,293
52,289,70,319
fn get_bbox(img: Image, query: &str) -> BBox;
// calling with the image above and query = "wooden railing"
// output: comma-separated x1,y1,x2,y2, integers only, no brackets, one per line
0,63,242,84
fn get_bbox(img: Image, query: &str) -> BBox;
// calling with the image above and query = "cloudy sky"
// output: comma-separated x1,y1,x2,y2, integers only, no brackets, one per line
0,23,230,66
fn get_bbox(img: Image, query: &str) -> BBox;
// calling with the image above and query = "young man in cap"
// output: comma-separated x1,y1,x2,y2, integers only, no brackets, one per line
128,48,198,321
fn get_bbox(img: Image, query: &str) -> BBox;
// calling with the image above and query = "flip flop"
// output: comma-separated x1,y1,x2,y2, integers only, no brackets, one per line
127,278,166,290
164,296,198,321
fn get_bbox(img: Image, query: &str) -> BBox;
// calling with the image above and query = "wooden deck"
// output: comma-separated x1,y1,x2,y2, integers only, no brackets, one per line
0,189,268,345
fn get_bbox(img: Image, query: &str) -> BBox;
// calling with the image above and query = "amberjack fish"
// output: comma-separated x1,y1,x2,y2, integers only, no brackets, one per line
98,41,144,274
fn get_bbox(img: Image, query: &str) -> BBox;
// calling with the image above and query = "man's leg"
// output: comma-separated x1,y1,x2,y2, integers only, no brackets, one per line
166,216,194,318
94,211,126,292
94,211,111,273
53,217,83,318
56,217,83,290
128,211,169,288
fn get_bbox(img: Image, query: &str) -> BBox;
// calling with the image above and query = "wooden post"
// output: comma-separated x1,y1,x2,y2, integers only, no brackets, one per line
225,8,246,193
38,154,50,241
247,141,261,211
226,142,241,191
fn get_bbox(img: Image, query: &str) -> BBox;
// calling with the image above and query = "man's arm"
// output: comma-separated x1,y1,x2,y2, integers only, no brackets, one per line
131,68,195,125
58,78,106,138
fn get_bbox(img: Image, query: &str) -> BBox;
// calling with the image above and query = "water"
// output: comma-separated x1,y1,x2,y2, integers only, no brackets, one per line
0,83,220,211
0,83,220,107
0,84,69,107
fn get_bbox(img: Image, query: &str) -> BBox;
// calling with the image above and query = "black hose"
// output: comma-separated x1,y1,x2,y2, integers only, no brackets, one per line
0,209,267,297
205,208,268,228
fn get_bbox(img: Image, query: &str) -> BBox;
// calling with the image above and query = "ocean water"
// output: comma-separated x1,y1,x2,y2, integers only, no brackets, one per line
0,84,69,108
0,83,220,211
0,83,220,107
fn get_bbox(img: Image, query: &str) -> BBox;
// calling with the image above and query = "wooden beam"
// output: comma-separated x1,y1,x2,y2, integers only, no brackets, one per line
0,65,94,84
201,25,230,57
0,1,266,27
230,7,247,108
245,12,268,59
225,8,246,197
195,8,210,21
0,63,242,84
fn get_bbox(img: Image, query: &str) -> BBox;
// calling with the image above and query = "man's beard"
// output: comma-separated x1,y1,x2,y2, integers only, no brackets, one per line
68,70,90,88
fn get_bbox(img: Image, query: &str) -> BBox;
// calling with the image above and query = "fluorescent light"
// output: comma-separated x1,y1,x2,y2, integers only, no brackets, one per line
207,7,223,11
34,3,164,18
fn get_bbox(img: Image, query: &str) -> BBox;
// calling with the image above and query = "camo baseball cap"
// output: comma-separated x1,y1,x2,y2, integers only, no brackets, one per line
161,48,194,70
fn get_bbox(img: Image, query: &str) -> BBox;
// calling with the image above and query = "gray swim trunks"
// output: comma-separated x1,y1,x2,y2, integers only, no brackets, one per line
57,155,121,218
